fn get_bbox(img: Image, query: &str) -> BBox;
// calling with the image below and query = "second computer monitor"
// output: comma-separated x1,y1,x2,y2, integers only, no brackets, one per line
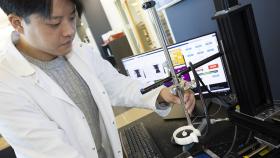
122,32,230,95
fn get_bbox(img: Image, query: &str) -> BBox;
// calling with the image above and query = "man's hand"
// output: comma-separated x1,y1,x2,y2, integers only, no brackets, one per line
158,87,196,114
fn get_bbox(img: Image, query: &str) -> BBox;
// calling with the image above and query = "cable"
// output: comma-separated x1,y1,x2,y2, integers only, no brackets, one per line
223,0,229,10
192,118,229,126
192,100,222,119
244,131,253,145
189,62,210,137
191,116,199,124
195,71,233,107
225,0,230,10
189,62,233,120
223,125,238,158
208,104,222,117
220,0,225,11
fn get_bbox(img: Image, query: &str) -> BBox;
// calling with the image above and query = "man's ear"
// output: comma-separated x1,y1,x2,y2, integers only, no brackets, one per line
8,14,24,34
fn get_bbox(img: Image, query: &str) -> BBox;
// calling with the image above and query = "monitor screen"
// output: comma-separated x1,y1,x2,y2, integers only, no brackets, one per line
121,32,230,94
121,49,169,85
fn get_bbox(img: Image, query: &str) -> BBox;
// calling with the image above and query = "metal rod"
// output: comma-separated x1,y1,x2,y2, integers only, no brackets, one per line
142,1,191,125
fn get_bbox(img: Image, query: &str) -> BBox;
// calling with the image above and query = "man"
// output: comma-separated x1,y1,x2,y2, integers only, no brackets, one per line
0,0,195,158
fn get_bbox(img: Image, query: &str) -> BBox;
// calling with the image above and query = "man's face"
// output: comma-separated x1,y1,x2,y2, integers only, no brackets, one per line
21,0,77,56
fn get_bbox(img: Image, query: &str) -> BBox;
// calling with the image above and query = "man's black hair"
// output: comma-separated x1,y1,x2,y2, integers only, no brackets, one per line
0,0,83,22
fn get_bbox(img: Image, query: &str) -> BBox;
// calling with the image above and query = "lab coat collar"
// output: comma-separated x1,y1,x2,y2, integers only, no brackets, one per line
1,31,78,107
1,31,36,77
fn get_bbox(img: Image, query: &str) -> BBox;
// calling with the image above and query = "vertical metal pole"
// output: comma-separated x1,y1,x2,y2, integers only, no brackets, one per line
143,1,191,125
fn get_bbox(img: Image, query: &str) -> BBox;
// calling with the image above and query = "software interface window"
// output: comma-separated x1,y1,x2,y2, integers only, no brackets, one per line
122,50,168,85
122,33,230,94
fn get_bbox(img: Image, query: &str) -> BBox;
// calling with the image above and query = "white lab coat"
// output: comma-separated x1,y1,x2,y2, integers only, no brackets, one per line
0,33,169,158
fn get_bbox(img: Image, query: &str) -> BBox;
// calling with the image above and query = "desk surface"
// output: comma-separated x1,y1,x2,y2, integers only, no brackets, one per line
124,113,234,157
118,104,245,158
0,137,9,151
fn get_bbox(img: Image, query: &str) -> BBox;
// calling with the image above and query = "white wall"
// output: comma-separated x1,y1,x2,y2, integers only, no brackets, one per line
99,0,124,31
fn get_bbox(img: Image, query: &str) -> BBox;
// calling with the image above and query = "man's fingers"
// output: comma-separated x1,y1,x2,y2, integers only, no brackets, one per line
174,96,181,105
171,90,195,114
187,98,195,114
184,92,190,103
183,90,193,103
185,92,195,114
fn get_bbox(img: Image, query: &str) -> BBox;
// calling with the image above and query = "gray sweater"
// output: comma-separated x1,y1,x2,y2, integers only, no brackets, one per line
23,55,113,158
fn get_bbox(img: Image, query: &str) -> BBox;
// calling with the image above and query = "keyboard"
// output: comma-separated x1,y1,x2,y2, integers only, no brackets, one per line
119,122,164,158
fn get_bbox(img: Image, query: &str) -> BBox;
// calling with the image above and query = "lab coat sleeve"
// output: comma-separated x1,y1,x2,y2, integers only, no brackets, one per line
96,57,162,109
81,44,171,115
0,83,85,158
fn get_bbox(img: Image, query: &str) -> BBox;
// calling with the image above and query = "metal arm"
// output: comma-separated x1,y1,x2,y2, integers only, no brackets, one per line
140,52,223,94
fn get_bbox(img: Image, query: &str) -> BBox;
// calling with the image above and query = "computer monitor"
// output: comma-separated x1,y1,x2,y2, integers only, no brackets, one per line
121,49,169,85
121,32,230,95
